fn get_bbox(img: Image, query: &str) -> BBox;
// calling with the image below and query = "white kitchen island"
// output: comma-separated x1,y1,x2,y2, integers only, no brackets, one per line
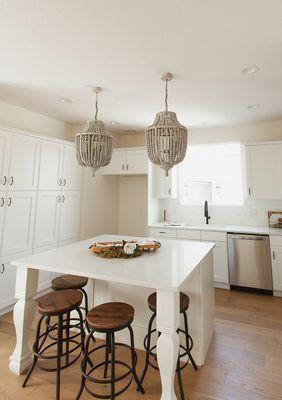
9,234,215,400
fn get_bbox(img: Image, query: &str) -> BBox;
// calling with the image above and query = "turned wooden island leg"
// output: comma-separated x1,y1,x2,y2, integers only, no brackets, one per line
156,289,180,400
9,266,39,375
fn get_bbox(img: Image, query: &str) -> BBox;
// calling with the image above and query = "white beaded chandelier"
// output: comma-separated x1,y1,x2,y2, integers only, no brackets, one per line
75,87,113,176
145,73,188,176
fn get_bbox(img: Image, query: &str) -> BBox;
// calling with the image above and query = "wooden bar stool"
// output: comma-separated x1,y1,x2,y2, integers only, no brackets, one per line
76,302,144,400
22,289,85,400
139,292,197,400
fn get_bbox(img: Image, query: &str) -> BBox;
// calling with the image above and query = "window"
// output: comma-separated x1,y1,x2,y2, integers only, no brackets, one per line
179,143,245,206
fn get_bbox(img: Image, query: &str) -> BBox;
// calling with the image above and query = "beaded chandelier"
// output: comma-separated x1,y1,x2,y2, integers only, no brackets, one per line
75,87,113,176
145,73,188,176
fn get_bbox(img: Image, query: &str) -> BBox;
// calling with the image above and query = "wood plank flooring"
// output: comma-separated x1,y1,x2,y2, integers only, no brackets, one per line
0,288,282,400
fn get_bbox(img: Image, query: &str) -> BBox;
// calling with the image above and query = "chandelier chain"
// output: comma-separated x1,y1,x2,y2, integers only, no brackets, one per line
94,90,99,121
165,78,168,112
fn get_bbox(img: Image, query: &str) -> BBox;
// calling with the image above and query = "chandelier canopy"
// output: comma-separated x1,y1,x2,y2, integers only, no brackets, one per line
145,73,188,176
75,87,113,176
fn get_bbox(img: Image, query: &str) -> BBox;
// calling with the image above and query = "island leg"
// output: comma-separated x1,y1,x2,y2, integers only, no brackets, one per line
9,266,39,375
156,289,180,400
87,278,95,310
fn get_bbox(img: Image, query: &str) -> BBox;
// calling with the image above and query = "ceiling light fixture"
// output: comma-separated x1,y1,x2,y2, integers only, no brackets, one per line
59,97,73,104
145,73,188,176
75,87,113,176
247,103,260,110
241,65,260,75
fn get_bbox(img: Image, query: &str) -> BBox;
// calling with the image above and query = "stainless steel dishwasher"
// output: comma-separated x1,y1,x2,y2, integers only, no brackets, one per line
227,233,273,294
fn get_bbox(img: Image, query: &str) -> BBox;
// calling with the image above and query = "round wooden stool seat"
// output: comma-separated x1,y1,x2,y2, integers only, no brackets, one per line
51,274,88,290
87,302,134,332
37,289,83,316
148,292,190,314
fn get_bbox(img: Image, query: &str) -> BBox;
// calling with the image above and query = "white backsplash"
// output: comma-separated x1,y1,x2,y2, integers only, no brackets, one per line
159,199,282,227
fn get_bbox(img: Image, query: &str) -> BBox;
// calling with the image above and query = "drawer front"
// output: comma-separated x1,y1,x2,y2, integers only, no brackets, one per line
201,231,227,242
148,227,177,238
177,230,201,240
270,235,282,247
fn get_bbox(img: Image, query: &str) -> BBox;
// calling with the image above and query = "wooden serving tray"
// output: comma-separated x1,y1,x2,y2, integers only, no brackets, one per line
90,240,161,253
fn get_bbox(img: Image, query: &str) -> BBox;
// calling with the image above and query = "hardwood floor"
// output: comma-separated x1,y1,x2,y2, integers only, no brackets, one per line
0,288,282,400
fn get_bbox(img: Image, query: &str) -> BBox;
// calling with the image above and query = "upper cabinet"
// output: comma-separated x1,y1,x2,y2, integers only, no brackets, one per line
0,130,11,188
247,144,282,200
101,148,148,176
38,140,81,191
155,165,177,199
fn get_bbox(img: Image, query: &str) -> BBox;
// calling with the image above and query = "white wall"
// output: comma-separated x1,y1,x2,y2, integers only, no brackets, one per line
0,100,72,140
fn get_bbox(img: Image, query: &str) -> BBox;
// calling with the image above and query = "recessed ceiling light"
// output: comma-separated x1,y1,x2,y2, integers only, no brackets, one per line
59,97,73,104
241,65,260,75
110,121,120,125
247,103,260,110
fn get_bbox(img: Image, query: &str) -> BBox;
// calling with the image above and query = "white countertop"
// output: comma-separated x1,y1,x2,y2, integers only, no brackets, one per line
149,223,282,236
11,234,215,291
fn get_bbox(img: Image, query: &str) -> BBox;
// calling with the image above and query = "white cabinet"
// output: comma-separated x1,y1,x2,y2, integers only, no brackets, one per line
0,192,5,250
148,227,177,238
156,166,177,199
38,140,64,190
212,242,229,284
62,145,82,190
271,247,282,291
247,144,282,199
0,130,11,188
1,192,36,256
59,191,81,243
101,148,148,175
33,192,61,249
9,134,40,191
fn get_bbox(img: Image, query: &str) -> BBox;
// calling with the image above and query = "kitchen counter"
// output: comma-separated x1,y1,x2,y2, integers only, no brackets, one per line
149,223,282,236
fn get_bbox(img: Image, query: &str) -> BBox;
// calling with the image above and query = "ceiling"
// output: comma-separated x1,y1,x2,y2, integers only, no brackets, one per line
0,0,282,133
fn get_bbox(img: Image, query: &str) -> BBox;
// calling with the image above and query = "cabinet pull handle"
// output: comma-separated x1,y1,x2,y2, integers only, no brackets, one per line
158,231,166,234
63,179,66,186
58,178,62,186
7,197,12,206
10,176,14,186
0,264,5,274
61,195,65,203
122,164,124,172
273,251,276,260
168,188,171,196
57,196,61,203
0,197,4,207
248,188,251,195
2,176,7,186
126,164,129,171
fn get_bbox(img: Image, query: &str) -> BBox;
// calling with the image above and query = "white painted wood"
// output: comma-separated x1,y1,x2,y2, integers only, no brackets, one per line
201,230,227,242
38,140,64,190
247,144,282,199
270,235,282,247
156,165,177,199
0,130,12,189
1,192,36,256
33,191,60,249
33,245,56,292
125,148,148,174
0,191,6,252
177,229,201,240
9,267,39,375
62,144,82,190
101,149,126,175
8,134,40,191
148,227,177,238
58,191,80,242
156,290,180,400
271,247,282,291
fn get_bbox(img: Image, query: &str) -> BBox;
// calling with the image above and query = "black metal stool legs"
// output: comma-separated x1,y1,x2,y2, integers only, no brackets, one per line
75,331,92,400
110,332,116,400
139,312,156,390
183,311,197,371
128,325,145,394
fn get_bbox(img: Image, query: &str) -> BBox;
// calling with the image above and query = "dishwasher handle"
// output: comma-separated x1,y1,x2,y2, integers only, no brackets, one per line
228,234,269,241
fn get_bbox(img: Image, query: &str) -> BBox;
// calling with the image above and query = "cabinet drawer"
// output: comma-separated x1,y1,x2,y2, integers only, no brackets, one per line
270,235,282,247
177,230,201,240
201,231,227,242
148,227,177,238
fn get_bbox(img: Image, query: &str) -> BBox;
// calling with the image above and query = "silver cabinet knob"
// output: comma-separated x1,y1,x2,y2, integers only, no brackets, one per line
7,197,12,206
0,197,4,207
58,178,62,186
10,176,14,186
0,264,5,274
2,176,7,186
57,196,61,203
63,179,66,186
61,195,65,203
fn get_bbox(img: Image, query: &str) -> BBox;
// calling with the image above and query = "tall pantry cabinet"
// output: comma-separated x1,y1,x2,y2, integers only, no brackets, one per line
0,127,82,314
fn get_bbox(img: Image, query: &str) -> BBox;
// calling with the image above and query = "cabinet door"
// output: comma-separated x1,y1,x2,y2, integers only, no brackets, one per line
0,251,32,311
62,145,82,190
212,242,229,284
125,149,148,174
271,247,282,291
38,140,64,190
58,191,81,242
0,130,12,188
33,192,61,249
1,192,36,256
155,166,177,199
100,150,126,175
248,145,282,199
0,192,6,253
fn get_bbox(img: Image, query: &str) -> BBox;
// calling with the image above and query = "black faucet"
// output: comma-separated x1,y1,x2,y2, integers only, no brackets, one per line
204,200,211,224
